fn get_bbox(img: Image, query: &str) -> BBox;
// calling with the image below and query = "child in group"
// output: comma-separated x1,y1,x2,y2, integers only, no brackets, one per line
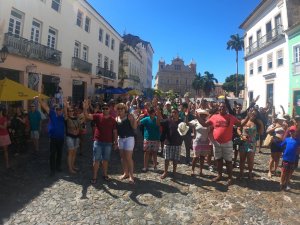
280,126,300,191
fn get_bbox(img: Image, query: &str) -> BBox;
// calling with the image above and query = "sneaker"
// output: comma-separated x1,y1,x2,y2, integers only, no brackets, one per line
285,185,291,191
209,165,214,172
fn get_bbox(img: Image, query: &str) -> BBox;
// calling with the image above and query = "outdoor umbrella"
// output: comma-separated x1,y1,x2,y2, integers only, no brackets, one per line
0,78,48,101
127,89,142,96
95,87,126,95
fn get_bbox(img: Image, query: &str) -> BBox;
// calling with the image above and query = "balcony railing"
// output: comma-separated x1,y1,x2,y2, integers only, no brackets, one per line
293,62,300,75
4,32,61,65
245,25,284,57
129,75,140,83
72,57,92,74
96,66,116,79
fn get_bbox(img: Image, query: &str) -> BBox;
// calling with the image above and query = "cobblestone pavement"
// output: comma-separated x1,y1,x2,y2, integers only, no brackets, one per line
0,134,299,225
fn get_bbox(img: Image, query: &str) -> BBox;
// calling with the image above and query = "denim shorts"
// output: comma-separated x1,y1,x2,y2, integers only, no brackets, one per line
118,136,135,151
93,141,112,162
66,136,80,150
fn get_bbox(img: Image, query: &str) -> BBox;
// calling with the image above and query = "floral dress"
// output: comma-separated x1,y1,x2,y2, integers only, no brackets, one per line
239,125,257,153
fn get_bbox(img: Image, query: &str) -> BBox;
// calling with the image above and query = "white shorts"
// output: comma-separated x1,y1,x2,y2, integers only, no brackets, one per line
213,141,233,162
30,131,40,139
118,136,135,151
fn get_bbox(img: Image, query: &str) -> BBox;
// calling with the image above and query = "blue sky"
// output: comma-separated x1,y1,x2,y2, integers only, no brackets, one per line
88,0,261,85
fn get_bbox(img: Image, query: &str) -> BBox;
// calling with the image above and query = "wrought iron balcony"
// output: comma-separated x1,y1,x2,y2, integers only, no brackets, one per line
129,75,140,83
4,32,61,65
245,25,284,57
96,66,116,79
72,57,92,74
293,62,300,75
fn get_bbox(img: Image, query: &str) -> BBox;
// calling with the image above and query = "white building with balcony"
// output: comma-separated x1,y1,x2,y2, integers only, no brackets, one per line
240,0,290,111
119,34,154,91
0,0,122,104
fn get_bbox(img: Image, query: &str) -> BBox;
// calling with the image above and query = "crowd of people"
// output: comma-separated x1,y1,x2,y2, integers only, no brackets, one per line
0,94,299,191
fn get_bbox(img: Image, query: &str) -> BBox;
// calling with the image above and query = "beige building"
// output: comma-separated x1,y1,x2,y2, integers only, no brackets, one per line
154,57,196,96
0,0,122,105
119,34,154,90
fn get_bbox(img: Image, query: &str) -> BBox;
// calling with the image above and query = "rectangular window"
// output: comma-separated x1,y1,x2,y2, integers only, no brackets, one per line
99,28,103,42
249,63,253,75
257,58,262,73
256,30,261,48
277,49,283,66
47,27,57,49
82,45,88,61
84,17,90,32
266,21,272,41
30,20,41,43
74,41,81,58
248,91,253,103
110,60,114,72
266,83,274,105
267,53,273,70
105,34,110,47
97,53,102,67
51,0,61,12
76,10,83,27
111,38,115,50
8,10,23,37
295,45,300,63
104,56,109,69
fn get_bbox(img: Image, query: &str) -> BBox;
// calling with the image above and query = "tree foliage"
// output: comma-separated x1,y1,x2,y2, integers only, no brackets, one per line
222,74,244,95
192,71,218,97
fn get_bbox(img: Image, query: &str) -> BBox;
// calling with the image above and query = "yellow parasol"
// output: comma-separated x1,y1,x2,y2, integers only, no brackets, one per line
0,78,48,101
127,89,142,96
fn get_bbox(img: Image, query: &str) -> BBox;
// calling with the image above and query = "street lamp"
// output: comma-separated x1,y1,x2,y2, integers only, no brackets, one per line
0,46,8,63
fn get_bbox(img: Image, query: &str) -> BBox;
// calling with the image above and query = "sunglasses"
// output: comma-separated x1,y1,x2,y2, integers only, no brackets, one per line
102,108,109,110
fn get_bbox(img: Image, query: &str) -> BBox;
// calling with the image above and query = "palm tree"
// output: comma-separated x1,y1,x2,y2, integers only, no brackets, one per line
201,71,218,97
226,34,244,97
192,73,203,96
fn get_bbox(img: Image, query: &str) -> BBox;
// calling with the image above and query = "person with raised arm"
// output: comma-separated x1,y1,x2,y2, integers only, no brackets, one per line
83,100,117,184
36,96,65,176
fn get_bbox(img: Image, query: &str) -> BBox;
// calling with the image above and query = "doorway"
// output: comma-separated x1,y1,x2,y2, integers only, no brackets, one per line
293,90,300,116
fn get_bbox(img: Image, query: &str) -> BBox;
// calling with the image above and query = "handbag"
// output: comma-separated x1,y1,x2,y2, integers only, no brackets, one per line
263,134,274,148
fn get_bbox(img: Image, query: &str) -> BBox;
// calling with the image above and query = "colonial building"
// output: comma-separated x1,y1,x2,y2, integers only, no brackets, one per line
118,34,154,91
240,0,300,112
286,0,300,116
154,57,196,96
0,0,122,104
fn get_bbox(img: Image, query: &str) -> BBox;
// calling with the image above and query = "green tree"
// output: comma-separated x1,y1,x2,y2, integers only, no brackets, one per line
192,73,203,95
201,71,218,97
226,33,244,97
222,74,245,96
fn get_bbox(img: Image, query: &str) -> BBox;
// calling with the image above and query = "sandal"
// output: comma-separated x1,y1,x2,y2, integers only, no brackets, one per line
141,168,148,172
90,178,97,184
102,176,110,181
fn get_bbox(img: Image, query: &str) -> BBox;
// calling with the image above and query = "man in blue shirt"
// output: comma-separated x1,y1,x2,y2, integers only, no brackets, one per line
28,104,42,154
37,97,65,176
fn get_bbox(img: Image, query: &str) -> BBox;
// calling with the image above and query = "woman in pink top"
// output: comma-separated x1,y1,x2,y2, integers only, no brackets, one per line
0,106,11,169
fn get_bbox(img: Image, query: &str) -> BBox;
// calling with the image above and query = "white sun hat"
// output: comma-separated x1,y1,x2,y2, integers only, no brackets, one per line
177,122,189,136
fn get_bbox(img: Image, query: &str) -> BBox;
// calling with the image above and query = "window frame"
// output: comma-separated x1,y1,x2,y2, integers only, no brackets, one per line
51,0,61,12
277,49,284,67
76,10,83,27
99,28,103,42
249,62,254,75
267,53,273,70
294,45,300,63
84,16,90,32
47,27,57,49
105,33,110,47
74,41,81,58
8,9,24,37
30,19,42,43
97,53,102,67
257,58,262,73
82,45,88,62
111,38,115,50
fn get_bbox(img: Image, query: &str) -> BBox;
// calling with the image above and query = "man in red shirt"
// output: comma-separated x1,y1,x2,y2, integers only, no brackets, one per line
198,102,249,185
83,101,117,184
